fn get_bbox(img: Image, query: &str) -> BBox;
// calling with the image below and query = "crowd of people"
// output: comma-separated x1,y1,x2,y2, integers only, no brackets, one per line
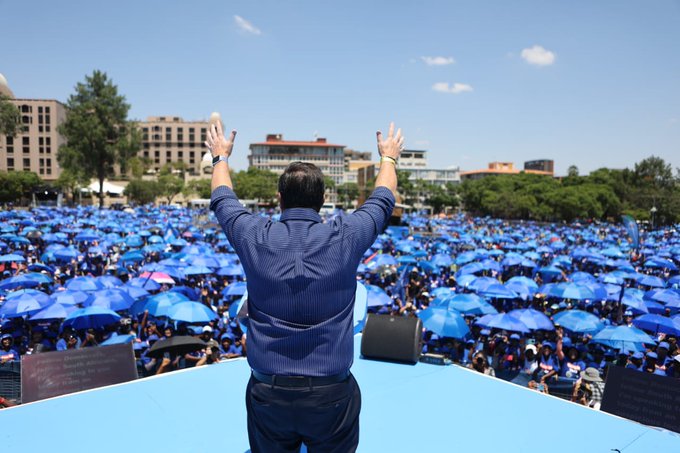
1,204,679,410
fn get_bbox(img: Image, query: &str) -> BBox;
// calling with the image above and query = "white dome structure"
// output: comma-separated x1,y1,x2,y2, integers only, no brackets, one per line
0,73,14,98
201,151,213,174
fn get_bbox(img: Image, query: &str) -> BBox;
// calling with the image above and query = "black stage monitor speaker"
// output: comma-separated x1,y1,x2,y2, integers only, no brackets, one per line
360,314,422,364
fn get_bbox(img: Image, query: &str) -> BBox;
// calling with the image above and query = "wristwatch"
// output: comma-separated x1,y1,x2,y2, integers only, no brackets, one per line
212,155,229,167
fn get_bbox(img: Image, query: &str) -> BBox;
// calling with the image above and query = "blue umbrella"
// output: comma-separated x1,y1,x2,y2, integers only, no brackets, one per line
506,276,539,290
27,263,54,274
65,276,104,292
120,250,145,263
507,309,554,331
54,248,82,262
620,294,650,314
186,255,221,268
365,285,392,307
29,303,77,320
371,254,398,267
552,310,603,334
96,275,123,288
433,293,497,316
569,272,597,284
430,254,453,268
85,289,136,311
223,281,247,297
418,307,470,339
632,314,680,336
48,290,89,306
0,253,26,262
182,265,213,276
644,289,680,307
547,282,596,300
431,287,454,298
637,274,666,288
63,306,121,329
139,292,189,317
127,277,161,291
0,274,43,290
478,283,519,300
468,277,498,292
120,285,151,299
170,285,199,301
100,334,136,346
124,235,144,247
166,301,218,323
477,313,530,333
592,325,657,351
217,264,245,277
0,292,51,317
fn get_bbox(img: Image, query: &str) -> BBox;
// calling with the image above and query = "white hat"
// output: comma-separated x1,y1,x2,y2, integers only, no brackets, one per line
202,326,213,333
525,344,537,354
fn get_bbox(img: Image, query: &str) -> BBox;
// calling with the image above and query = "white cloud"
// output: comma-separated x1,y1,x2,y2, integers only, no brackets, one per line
234,15,261,35
520,45,556,66
432,82,473,94
421,56,455,66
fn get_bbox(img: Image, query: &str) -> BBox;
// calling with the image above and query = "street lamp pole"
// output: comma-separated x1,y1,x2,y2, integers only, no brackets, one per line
650,206,657,230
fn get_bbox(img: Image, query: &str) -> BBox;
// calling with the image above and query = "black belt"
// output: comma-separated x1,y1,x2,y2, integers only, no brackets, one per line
251,369,350,387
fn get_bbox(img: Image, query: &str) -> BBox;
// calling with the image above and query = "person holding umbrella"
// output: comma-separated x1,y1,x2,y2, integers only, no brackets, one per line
207,120,401,453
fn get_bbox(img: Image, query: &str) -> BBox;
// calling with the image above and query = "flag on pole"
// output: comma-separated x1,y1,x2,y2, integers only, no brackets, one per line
621,215,639,250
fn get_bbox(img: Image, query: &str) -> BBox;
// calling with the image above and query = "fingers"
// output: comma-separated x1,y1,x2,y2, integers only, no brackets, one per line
376,131,383,153
388,122,394,139
210,124,218,141
229,129,237,143
204,141,212,150
215,120,224,137
395,128,402,141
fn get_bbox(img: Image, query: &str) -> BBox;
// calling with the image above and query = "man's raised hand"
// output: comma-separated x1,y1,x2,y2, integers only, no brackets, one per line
376,122,405,160
205,121,237,158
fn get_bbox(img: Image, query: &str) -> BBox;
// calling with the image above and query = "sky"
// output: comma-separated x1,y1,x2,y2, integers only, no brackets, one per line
1,0,679,175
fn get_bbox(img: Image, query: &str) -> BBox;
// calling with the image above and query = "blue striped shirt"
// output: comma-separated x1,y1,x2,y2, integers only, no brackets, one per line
210,185,395,376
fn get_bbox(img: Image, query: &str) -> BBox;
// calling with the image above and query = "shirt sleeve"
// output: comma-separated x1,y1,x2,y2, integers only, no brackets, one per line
210,185,257,253
345,186,395,255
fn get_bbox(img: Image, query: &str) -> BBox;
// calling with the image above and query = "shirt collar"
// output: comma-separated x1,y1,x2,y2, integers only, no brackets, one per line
280,208,322,223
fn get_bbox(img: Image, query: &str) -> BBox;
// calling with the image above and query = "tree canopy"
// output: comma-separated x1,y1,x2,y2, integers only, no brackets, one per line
57,70,140,207
0,95,21,138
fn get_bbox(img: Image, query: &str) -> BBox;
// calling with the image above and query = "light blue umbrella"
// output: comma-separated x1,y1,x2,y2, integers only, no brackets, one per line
507,308,554,331
592,325,657,351
431,287,454,298
468,277,498,292
478,283,518,300
85,289,136,311
433,293,497,316
223,281,247,297
65,276,104,292
365,285,392,307
633,314,680,336
0,274,43,290
418,307,470,339
48,290,89,306
0,292,51,317
166,302,218,323
477,313,530,334
127,277,161,291
182,265,213,276
217,264,245,277
96,275,123,289
637,274,666,288
547,282,596,300
100,334,136,346
138,292,189,317
0,253,26,262
553,310,603,334
430,254,453,268
62,306,121,329
29,303,77,320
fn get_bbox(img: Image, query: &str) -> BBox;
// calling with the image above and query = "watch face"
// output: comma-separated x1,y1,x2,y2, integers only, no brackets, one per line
212,156,221,165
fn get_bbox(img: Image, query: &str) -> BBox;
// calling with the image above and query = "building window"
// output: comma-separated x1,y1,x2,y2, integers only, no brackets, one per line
39,168,45,175
46,125,50,132
7,158,14,169
38,107,43,113
178,151,183,158
38,115,44,124
23,147,30,154
46,147,51,153
39,137,44,146
143,151,149,158
23,158,30,168
45,115,50,124
154,150,160,158
38,126,43,132
46,168,51,175
45,106,50,114
46,137,51,146
6,136,13,145
200,128,207,141
21,105,30,113
166,151,171,159
22,115,30,124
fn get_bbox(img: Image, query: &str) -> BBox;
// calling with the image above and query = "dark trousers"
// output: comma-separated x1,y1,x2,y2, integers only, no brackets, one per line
246,373,361,453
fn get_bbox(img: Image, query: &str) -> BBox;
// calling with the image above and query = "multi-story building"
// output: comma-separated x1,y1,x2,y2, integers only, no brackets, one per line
138,116,212,176
248,134,346,186
460,161,554,181
343,149,373,186
524,159,554,174
399,149,428,168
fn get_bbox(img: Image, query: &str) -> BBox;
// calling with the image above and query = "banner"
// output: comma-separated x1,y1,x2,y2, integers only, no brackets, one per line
21,343,137,403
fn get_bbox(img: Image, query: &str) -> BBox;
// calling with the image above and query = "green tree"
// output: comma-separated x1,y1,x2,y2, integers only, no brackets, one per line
336,182,359,209
0,95,21,137
232,168,278,203
54,168,89,205
57,70,140,208
183,178,211,199
128,156,153,179
0,171,42,204
157,165,185,204
124,179,159,205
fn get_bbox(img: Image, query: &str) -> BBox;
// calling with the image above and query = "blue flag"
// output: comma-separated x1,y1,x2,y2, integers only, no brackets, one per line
621,215,639,250
164,224,180,243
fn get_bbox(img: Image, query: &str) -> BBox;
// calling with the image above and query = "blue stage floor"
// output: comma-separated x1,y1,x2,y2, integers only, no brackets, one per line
2,336,680,452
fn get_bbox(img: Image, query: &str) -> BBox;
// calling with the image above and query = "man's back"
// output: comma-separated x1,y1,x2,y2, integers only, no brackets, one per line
211,186,395,376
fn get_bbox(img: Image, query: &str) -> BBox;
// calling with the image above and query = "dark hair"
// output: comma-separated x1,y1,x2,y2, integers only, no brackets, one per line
278,162,325,211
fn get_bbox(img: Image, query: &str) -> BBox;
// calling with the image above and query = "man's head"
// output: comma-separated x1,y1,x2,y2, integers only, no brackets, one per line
278,162,325,211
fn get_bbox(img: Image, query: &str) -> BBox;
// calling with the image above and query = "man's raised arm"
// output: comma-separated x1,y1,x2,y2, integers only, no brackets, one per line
373,122,404,197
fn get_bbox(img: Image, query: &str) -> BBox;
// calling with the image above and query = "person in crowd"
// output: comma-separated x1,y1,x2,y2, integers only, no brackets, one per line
0,334,19,363
468,351,495,376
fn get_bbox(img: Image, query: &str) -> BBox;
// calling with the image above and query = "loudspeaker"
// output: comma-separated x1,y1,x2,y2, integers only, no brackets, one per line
360,314,422,364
